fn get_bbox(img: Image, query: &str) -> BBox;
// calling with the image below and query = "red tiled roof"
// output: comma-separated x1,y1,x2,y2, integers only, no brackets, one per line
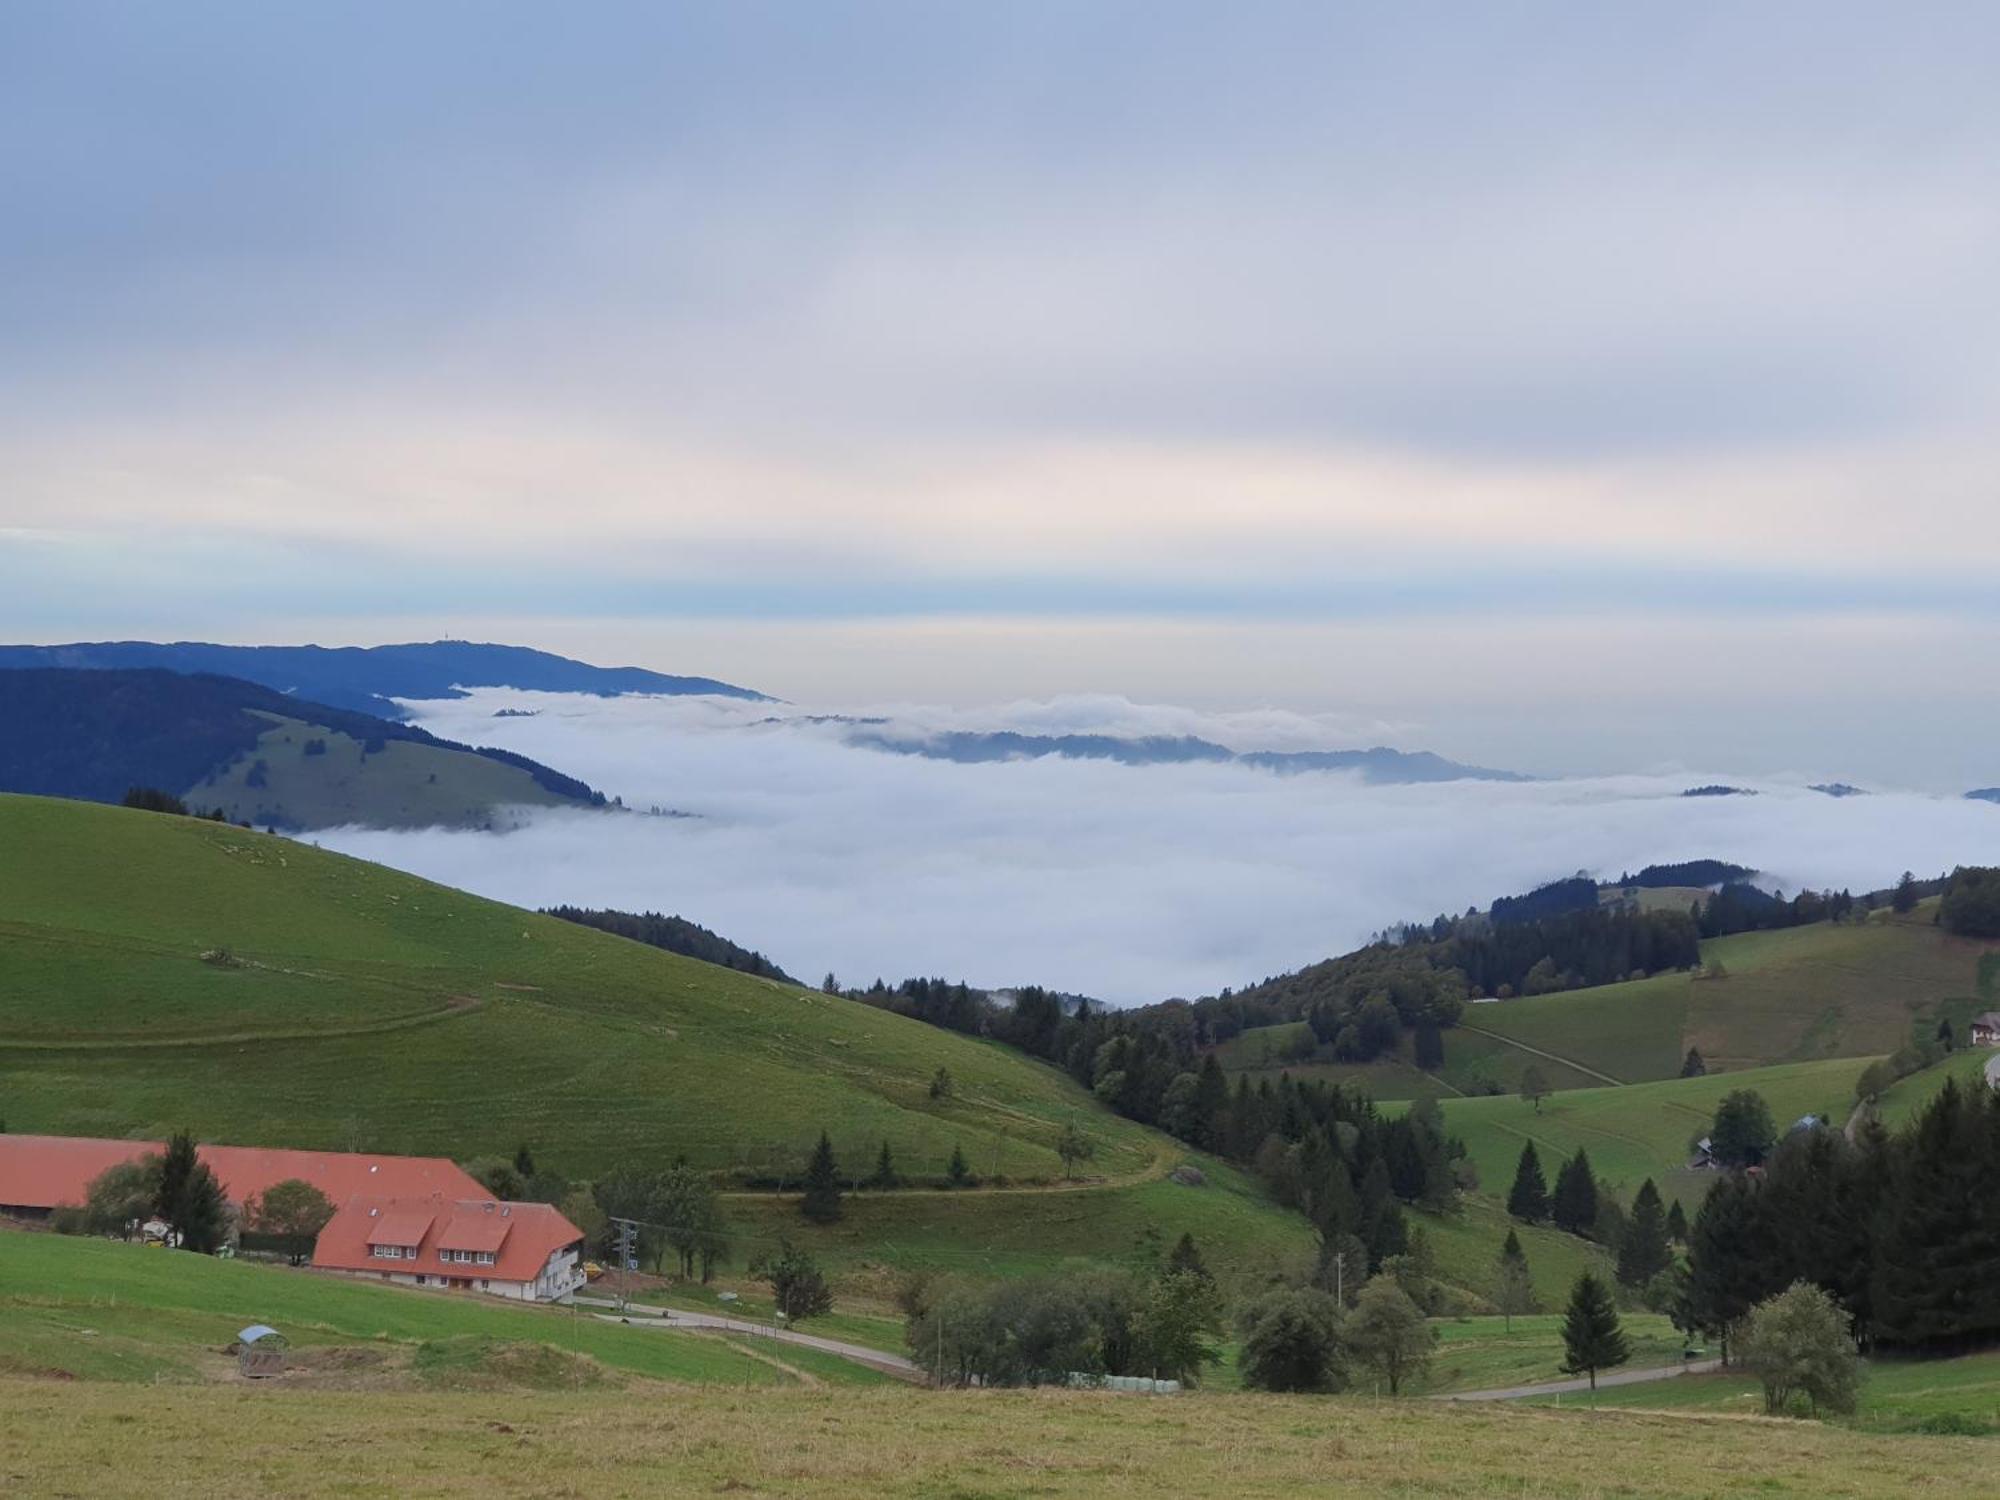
0,1133,485,1213
0,1135,157,1213
365,1210,437,1248
313,1195,583,1287
433,1213,511,1254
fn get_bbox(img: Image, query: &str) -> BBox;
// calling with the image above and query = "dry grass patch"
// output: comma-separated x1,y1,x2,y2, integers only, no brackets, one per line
0,1379,1989,1498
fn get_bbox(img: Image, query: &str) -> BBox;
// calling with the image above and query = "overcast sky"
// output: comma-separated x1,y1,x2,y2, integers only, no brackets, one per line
5,4,2000,780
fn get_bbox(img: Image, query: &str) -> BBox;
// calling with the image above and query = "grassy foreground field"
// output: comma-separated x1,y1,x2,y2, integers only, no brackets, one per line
2,1377,1988,1498
1530,1349,2000,1434
0,1229,884,1389
0,794,1310,1284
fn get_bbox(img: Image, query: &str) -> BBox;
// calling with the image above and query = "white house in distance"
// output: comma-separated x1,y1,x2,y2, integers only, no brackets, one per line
312,1194,586,1302
1970,1012,2000,1049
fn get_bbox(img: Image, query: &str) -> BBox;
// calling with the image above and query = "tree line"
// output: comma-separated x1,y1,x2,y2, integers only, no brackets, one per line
542,905,798,982
1684,1078,2000,1357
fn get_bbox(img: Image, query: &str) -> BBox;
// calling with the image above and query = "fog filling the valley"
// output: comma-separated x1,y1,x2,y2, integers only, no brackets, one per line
315,691,2000,1006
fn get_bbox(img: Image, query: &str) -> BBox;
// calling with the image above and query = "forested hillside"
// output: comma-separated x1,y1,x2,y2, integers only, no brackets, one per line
0,669,605,829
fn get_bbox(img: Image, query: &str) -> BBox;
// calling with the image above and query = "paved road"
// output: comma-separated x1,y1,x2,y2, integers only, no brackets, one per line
1437,1358,1723,1402
577,1297,920,1378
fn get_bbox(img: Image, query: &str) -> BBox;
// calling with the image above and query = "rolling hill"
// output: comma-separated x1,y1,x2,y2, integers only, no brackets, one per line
1220,907,1999,1102
0,793,1309,1286
0,668,607,830
0,639,766,718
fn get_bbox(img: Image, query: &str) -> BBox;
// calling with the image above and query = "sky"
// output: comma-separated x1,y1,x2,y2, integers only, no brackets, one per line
317,690,2000,1005
4,4,2000,780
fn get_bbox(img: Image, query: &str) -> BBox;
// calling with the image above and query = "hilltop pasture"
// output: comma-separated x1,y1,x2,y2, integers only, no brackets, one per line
0,794,1308,1285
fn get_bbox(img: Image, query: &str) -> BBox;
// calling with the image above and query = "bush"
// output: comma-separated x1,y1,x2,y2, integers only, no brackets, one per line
1737,1281,1861,1417
1237,1287,1346,1393
753,1238,834,1323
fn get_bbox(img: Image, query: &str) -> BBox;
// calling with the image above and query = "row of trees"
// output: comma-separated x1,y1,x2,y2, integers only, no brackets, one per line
906,1235,1224,1387
56,1133,338,1261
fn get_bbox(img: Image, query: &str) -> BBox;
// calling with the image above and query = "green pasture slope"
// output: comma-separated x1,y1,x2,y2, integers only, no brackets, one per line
0,794,1309,1283
0,1230,882,1387
1222,908,1998,1102
189,712,578,830
1398,1057,1871,1209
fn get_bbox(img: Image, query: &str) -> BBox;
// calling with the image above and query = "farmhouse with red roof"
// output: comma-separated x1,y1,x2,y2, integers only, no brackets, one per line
311,1194,586,1301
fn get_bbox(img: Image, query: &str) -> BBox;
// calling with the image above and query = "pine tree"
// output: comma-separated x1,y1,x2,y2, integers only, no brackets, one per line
870,1139,898,1189
1873,1080,2000,1349
1665,1198,1689,1244
1686,1170,1786,1361
513,1143,536,1179
1413,1019,1445,1072
946,1142,971,1187
1494,1229,1536,1331
1680,1047,1706,1078
1550,1149,1599,1236
800,1131,843,1223
1616,1179,1672,1288
1506,1141,1549,1224
1559,1271,1631,1393
1357,1156,1407,1268
1192,1054,1229,1149
1167,1231,1213,1283
154,1130,227,1253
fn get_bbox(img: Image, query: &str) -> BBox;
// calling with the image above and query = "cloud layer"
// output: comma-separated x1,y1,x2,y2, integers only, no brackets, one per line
313,691,2000,1006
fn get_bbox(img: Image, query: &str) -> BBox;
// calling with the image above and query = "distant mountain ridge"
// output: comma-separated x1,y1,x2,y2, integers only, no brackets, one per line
846,729,1525,783
0,668,607,829
0,640,766,719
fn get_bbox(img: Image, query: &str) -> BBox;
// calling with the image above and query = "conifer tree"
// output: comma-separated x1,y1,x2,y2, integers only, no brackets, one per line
1506,1141,1549,1224
1550,1149,1599,1236
1873,1079,2000,1347
1559,1271,1630,1393
946,1141,971,1187
870,1139,898,1189
154,1130,227,1253
1167,1231,1213,1284
1680,1047,1706,1078
1665,1197,1689,1244
1357,1156,1407,1268
1617,1179,1673,1288
1686,1170,1785,1361
1192,1054,1230,1149
800,1131,844,1223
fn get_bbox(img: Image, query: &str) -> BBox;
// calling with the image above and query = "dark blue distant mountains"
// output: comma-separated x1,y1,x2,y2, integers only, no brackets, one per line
0,640,767,720
1970,788,2000,804
845,729,1525,783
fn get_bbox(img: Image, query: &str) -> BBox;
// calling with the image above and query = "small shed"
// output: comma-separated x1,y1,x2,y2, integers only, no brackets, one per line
1970,1013,2000,1048
236,1324,287,1378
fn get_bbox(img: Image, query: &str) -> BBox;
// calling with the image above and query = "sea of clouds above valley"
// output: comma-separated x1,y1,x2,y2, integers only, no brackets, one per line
314,691,2000,1007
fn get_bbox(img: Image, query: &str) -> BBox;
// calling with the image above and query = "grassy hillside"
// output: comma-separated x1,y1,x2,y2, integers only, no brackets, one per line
189,713,577,830
1399,1057,1871,1210
0,667,606,829
0,794,1309,1284
2,1374,1986,1497
1471,912,1996,1084
1222,910,1998,1102
0,1229,879,1387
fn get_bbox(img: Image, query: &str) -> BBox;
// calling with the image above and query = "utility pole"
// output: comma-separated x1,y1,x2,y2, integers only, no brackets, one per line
1335,1251,1345,1306
610,1217,639,1314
